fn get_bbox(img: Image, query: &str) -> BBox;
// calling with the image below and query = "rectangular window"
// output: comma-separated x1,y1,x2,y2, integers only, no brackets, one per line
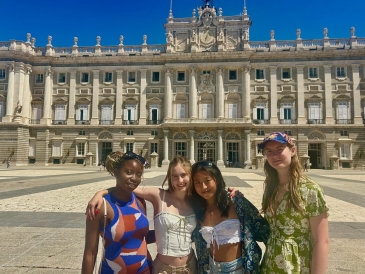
58,73,66,83
123,106,136,123
177,104,186,119
309,68,318,78
81,73,89,83
77,143,85,156
284,130,292,136
203,70,210,75
0,69,6,79
29,141,36,156
104,72,113,82
150,143,158,154
175,142,187,157
257,130,265,136
76,105,89,121
337,67,346,78
101,105,112,124
127,130,133,135
79,130,86,136
228,104,237,119
340,130,348,137
126,143,134,152
52,141,62,157
152,72,160,82
253,103,268,121
256,69,264,80
229,70,237,80
36,74,44,83
151,130,158,136
337,102,348,122
177,71,185,82
340,143,350,158
202,104,211,119
128,71,136,82
282,68,291,79
308,103,320,120
54,105,66,121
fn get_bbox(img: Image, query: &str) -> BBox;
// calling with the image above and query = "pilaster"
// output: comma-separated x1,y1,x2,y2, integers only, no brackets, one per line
323,65,334,124
242,66,251,119
269,66,278,124
162,129,170,166
4,63,15,122
296,65,306,124
22,65,32,123
67,71,76,125
115,70,123,125
244,129,252,168
217,129,224,167
91,70,99,125
351,64,362,124
217,68,224,118
189,129,195,164
189,67,197,119
139,69,147,125
164,68,172,120
40,67,52,125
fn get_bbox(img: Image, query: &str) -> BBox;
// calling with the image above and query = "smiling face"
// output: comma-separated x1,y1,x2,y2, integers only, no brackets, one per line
115,159,144,194
193,170,217,203
171,163,190,193
264,141,296,172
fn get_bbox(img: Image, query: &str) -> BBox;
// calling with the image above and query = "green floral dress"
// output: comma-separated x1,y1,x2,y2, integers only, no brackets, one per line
261,178,329,274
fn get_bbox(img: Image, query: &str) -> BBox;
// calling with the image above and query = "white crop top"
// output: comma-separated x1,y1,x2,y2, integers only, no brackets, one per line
154,190,197,257
199,219,241,248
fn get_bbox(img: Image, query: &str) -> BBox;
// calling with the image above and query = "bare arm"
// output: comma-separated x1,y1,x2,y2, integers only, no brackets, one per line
310,211,329,274
86,187,114,221
82,203,103,274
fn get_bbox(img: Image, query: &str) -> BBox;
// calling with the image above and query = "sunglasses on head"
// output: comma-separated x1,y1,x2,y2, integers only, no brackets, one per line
192,161,213,170
122,151,150,168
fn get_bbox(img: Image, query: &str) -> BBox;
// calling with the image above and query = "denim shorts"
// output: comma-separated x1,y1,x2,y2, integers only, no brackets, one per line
207,256,243,274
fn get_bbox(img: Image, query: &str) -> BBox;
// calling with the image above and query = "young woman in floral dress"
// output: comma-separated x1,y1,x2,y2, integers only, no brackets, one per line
258,132,329,274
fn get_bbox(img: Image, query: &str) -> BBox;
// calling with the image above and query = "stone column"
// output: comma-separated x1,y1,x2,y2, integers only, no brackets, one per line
217,68,224,118
351,64,362,124
269,66,278,124
244,129,252,168
67,71,76,125
4,63,15,121
323,65,334,124
217,129,224,167
189,67,197,119
164,69,172,120
115,70,123,124
41,67,52,125
189,129,195,164
91,70,99,125
296,65,305,124
162,129,170,166
14,63,25,111
139,69,147,125
22,65,32,123
242,66,251,119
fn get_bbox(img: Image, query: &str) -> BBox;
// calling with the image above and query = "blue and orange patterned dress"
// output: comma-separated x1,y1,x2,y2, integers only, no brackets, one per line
99,193,151,274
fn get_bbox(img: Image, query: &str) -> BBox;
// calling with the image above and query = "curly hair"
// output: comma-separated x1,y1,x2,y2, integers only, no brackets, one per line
105,151,144,177
261,144,306,216
162,155,192,192
189,162,230,222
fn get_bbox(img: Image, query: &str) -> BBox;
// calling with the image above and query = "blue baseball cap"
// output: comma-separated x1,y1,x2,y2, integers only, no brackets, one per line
258,132,295,150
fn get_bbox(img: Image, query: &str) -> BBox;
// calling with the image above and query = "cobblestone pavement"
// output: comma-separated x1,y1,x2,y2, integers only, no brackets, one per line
0,165,364,273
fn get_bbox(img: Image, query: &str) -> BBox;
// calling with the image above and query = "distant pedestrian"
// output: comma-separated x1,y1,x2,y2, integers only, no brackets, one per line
98,161,103,171
304,161,308,172
6,160,10,169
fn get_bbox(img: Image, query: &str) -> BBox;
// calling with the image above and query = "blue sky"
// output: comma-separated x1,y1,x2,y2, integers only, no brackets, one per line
1,0,364,47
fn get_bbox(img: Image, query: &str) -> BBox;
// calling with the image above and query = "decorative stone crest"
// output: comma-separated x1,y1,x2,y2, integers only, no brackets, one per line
200,29,215,50
198,74,214,93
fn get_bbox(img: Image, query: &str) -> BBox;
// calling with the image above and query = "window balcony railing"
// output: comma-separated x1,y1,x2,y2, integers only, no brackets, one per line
280,119,297,124
30,119,40,124
307,119,324,124
75,120,90,125
52,120,67,125
122,120,139,125
147,120,162,125
253,119,270,124
99,120,114,125
336,119,353,124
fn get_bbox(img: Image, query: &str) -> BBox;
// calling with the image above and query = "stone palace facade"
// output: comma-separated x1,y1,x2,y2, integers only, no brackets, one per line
0,1,364,169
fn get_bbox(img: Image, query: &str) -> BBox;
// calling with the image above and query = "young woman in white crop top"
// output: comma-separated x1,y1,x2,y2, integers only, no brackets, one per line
190,161,270,274
87,156,198,274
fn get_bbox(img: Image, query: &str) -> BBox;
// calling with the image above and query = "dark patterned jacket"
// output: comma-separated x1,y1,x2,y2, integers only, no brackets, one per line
192,195,270,274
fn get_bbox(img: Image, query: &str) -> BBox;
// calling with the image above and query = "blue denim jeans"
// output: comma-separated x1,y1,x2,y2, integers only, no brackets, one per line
207,256,243,274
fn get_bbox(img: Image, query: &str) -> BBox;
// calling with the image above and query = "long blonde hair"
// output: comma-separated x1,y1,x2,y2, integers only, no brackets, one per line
261,145,305,216
162,155,192,193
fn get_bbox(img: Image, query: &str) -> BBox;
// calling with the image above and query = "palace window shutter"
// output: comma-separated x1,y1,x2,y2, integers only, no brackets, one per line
280,107,284,119
207,104,211,118
76,107,80,120
123,109,128,120
253,107,257,120
202,104,207,118
264,108,269,120
55,105,65,120
130,108,135,120
228,104,237,118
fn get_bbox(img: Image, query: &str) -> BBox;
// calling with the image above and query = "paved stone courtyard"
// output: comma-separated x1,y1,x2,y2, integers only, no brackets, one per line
0,165,364,273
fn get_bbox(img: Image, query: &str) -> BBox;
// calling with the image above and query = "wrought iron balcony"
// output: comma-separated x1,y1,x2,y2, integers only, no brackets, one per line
30,119,40,124
336,119,353,124
99,120,114,125
52,120,67,125
253,119,270,124
75,120,90,125
307,119,324,124
147,120,162,125
122,120,139,125
279,119,297,124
